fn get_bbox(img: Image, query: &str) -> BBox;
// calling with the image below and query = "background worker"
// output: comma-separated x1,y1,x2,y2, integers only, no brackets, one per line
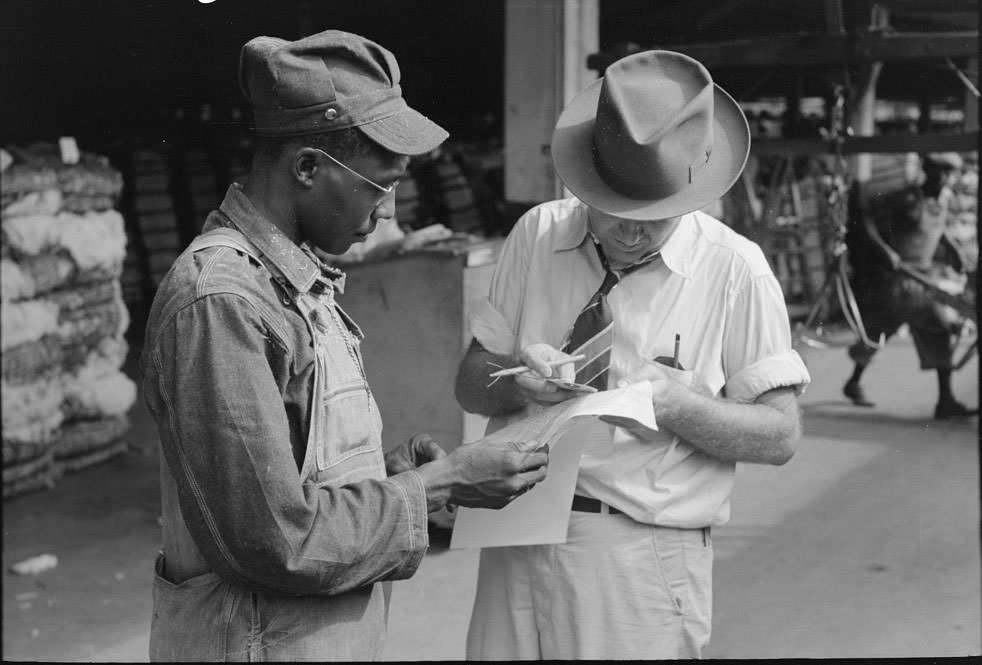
455,50,810,659
843,153,976,419
141,30,547,662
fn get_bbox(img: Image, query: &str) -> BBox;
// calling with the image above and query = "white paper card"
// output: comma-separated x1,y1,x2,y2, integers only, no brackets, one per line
58,136,80,165
450,381,657,549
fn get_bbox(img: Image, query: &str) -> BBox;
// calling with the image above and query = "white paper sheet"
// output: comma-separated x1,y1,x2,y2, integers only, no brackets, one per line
449,381,657,549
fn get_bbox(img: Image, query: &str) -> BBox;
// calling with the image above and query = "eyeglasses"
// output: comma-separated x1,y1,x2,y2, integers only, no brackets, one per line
311,148,399,194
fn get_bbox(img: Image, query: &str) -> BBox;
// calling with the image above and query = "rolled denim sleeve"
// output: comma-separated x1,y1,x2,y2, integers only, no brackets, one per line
146,293,428,596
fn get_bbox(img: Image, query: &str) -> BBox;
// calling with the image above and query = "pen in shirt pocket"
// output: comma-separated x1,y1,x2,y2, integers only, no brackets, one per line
652,333,684,370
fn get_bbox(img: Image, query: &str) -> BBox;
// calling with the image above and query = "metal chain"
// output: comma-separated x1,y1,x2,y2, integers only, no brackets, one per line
826,84,882,349
799,84,882,349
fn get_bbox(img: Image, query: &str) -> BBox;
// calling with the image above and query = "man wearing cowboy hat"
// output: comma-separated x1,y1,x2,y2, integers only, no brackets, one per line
142,29,549,662
456,50,810,659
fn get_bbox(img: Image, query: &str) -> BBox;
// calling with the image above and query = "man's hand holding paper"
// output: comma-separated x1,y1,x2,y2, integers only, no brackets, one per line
513,343,586,404
446,440,550,509
413,437,550,513
450,381,659,548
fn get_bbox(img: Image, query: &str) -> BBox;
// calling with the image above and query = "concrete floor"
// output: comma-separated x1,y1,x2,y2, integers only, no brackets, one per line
2,331,979,661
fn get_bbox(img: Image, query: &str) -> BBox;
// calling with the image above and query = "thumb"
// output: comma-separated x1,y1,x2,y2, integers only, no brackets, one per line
616,363,668,388
422,439,448,459
521,343,564,378
508,439,542,453
524,356,553,378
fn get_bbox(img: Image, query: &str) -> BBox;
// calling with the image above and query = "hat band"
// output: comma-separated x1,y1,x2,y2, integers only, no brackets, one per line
591,137,713,201
253,85,406,137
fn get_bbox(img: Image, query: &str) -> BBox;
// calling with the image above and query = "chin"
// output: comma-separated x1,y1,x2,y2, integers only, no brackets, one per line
312,241,349,257
608,247,648,264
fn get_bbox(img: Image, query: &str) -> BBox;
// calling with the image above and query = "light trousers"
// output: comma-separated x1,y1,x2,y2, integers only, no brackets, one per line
466,511,713,660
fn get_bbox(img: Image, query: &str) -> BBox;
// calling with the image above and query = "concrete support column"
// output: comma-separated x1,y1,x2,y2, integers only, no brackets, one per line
849,3,889,209
503,0,599,205
963,57,979,131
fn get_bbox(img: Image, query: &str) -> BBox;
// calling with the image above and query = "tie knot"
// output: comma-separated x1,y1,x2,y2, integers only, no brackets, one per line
598,269,620,296
617,250,660,274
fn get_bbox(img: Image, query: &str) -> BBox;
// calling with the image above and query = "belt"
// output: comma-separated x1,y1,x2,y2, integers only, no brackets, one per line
571,494,623,515
570,496,711,545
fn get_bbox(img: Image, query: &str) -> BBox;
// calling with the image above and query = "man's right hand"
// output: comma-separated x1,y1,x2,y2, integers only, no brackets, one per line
414,439,549,512
884,247,903,271
514,343,581,406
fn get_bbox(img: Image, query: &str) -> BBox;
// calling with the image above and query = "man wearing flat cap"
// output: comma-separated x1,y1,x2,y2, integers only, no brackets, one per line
141,30,548,662
456,50,810,659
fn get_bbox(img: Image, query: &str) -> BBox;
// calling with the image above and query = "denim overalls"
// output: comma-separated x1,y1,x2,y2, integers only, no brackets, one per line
150,228,390,662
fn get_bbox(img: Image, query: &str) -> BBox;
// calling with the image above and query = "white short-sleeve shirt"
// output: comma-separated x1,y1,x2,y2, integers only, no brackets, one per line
469,198,811,527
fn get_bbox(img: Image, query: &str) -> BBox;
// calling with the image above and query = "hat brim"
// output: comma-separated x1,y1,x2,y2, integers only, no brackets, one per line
551,78,750,220
359,106,449,156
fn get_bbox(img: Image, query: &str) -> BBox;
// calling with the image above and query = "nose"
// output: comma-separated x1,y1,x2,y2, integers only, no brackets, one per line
371,189,397,221
616,220,646,242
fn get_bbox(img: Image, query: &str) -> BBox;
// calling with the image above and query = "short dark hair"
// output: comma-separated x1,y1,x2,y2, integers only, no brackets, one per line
254,127,387,162
920,157,957,200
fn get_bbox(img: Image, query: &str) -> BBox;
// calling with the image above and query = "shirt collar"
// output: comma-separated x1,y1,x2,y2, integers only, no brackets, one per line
552,202,591,252
552,200,693,279
207,184,346,294
655,213,694,279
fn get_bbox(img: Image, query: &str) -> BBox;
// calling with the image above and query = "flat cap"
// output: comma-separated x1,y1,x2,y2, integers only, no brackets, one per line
240,29,448,155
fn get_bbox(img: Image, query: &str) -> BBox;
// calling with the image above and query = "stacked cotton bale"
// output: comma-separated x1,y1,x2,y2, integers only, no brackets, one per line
2,143,136,499
949,155,978,270
186,146,220,233
433,152,482,234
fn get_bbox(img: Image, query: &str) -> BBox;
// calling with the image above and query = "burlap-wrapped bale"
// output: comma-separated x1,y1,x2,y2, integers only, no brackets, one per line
53,414,130,473
2,142,134,499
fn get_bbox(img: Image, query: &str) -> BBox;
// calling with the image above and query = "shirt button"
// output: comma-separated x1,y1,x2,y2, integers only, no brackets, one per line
324,108,338,121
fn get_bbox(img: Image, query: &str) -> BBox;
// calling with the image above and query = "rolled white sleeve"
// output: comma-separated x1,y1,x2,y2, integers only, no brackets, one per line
469,297,517,356
724,350,811,401
722,270,811,401
468,213,537,355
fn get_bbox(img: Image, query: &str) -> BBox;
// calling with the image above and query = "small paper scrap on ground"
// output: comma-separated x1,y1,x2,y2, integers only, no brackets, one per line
10,554,58,576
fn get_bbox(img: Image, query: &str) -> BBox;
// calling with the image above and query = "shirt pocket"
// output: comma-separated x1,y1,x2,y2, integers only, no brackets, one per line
314,382,384,485
306,296,385,485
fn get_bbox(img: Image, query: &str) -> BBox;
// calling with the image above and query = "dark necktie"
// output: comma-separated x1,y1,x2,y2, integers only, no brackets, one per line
561,240,657,390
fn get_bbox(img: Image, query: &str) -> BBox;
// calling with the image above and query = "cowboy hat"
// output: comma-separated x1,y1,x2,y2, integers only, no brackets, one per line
551,50,750,220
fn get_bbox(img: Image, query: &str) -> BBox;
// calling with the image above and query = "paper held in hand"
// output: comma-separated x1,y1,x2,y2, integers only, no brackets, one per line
449,381,658,549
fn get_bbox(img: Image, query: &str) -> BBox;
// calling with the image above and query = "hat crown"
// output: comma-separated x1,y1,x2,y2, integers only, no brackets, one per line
550,49,750,220
593,51,716,201
237,29,448,153
240,30,400,110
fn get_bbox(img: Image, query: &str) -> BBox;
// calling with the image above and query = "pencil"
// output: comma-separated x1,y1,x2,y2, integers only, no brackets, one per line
673,333,680,369
488,355,586,378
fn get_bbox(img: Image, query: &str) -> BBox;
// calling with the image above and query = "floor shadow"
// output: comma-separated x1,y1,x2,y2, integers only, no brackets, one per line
802,402,978,440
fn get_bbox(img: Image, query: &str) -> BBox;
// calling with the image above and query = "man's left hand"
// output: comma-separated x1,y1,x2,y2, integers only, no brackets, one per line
385,433,448,476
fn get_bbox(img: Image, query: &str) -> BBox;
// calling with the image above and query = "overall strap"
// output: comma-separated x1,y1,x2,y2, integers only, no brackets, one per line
187,227,261,262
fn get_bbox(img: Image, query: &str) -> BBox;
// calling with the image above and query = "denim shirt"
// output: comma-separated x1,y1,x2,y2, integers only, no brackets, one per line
142,184,429,661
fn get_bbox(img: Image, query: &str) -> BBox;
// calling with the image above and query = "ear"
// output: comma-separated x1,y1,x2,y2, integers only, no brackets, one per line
292,147,321,188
